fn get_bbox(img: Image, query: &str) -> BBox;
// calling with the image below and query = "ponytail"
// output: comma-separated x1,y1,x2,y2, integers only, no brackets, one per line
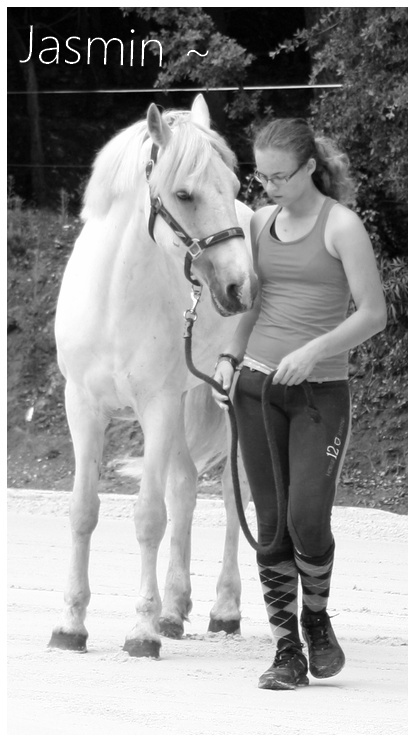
313,137,356,205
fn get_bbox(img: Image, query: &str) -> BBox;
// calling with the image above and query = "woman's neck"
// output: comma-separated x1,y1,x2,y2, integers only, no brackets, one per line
280,186,325,219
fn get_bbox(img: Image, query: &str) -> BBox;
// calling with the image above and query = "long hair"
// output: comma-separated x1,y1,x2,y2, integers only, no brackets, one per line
254,118,355,204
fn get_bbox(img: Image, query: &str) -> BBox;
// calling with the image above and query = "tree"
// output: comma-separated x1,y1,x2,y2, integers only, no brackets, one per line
122,7,258,131
8,15,47,206
272,7,408,259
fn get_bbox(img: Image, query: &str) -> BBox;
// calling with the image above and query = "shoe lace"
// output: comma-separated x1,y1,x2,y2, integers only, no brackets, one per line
274,645,302,668
305,616,330,650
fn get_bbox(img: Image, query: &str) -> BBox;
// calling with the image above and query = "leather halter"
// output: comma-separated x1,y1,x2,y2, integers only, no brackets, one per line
145,142,245,286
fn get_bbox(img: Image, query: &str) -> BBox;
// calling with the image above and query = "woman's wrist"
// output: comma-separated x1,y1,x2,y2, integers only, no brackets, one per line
214,353,241,372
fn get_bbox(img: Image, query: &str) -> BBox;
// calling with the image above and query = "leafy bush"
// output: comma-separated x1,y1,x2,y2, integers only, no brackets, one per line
273,7,407,259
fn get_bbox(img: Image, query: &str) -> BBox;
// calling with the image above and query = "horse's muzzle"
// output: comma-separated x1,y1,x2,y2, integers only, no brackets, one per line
210,274,258,316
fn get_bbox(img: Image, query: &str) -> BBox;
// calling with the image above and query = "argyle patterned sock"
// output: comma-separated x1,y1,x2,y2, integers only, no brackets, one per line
258,556,301,648
294,541,335,613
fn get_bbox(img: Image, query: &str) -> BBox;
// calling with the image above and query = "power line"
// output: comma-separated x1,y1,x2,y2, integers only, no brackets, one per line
8,164,91,169
8,84,343,95
7,162,256,169
8,83,342,170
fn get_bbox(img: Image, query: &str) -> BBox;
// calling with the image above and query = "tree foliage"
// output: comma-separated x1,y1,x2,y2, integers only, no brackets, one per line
123,7,254,88
121,7,260,129
272,7,407,260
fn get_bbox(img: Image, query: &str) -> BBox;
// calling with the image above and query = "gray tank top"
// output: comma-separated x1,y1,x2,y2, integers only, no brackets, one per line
245,197,351,382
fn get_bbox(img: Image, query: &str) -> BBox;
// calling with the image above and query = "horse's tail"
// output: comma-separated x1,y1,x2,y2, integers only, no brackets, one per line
184,383,228,475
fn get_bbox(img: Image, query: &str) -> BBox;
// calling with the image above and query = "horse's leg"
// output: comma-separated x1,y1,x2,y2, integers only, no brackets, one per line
49,383,105,651
208,444,251,634
123,396,178,659
159,405,197,639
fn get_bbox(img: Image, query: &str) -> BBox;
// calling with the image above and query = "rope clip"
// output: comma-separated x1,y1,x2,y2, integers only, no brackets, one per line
183,285,203,338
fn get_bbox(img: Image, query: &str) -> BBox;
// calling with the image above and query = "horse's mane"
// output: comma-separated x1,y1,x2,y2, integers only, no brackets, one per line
82,110,237,221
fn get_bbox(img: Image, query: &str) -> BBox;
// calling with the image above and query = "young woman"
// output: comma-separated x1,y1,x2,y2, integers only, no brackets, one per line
213,118,387,690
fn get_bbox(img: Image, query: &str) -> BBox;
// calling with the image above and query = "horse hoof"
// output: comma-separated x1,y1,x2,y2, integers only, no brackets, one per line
208,618,241,634
159,617,184,639
123,638,161,658
48,630,88,652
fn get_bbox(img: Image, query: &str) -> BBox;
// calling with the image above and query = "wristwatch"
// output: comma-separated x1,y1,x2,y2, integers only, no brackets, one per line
214,353,241,372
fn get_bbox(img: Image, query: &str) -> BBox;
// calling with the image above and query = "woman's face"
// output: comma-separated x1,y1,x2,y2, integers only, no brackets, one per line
254,147,313,205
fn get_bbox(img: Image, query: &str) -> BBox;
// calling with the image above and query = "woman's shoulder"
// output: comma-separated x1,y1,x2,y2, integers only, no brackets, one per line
326,201,370,257
250,204,277,234
327,201,365,236
249,205,277,261
327,200,362,225
251,204,277,222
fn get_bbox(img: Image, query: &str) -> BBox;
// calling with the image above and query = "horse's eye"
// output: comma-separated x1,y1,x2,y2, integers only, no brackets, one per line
176,191,193,202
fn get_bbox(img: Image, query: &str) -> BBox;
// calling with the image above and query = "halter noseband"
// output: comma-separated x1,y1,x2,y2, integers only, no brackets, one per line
145,143,244,286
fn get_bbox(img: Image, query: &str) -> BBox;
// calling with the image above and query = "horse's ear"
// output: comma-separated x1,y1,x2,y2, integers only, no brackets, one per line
190,94,210,128
147,103,172,148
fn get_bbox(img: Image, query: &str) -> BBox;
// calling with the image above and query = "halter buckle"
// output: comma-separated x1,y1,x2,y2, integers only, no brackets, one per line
145,159,154,182
151,196,162,213
187,240,203,260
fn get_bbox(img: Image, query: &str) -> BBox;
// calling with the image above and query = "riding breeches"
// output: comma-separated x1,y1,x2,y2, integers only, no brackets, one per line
233,367,351,564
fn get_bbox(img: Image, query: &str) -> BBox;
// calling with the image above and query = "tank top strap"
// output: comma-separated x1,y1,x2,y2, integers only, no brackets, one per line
315,197,337,241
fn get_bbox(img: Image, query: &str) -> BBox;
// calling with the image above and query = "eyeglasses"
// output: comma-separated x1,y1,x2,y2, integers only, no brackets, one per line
253,162,304,187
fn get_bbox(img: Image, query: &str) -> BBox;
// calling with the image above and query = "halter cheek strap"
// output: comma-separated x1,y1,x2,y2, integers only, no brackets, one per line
145,142,244,286
145,144,159,243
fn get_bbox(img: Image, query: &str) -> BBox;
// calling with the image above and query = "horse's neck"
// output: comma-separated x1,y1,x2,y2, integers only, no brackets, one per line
83,191,159,271
79,192,187,317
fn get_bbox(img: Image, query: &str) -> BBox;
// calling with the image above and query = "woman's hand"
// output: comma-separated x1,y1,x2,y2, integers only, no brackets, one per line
212,360,235,410
272,343,319,386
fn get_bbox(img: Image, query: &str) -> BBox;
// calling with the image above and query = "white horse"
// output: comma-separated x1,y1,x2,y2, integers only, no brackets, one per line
49,95,257,658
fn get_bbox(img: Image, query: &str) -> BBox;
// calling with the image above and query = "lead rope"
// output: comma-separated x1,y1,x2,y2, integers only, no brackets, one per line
183,288,321,556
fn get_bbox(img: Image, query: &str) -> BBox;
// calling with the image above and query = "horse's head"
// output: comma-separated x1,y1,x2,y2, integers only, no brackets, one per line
146,96,258,316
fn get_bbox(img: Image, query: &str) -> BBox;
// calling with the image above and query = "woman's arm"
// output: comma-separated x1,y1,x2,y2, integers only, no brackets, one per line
220,290,262,360
273,204,387,386
212,292,261,406
212,206,272,406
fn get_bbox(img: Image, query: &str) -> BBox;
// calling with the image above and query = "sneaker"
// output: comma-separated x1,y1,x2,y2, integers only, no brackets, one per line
258,640,309,690
301,608,345,679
